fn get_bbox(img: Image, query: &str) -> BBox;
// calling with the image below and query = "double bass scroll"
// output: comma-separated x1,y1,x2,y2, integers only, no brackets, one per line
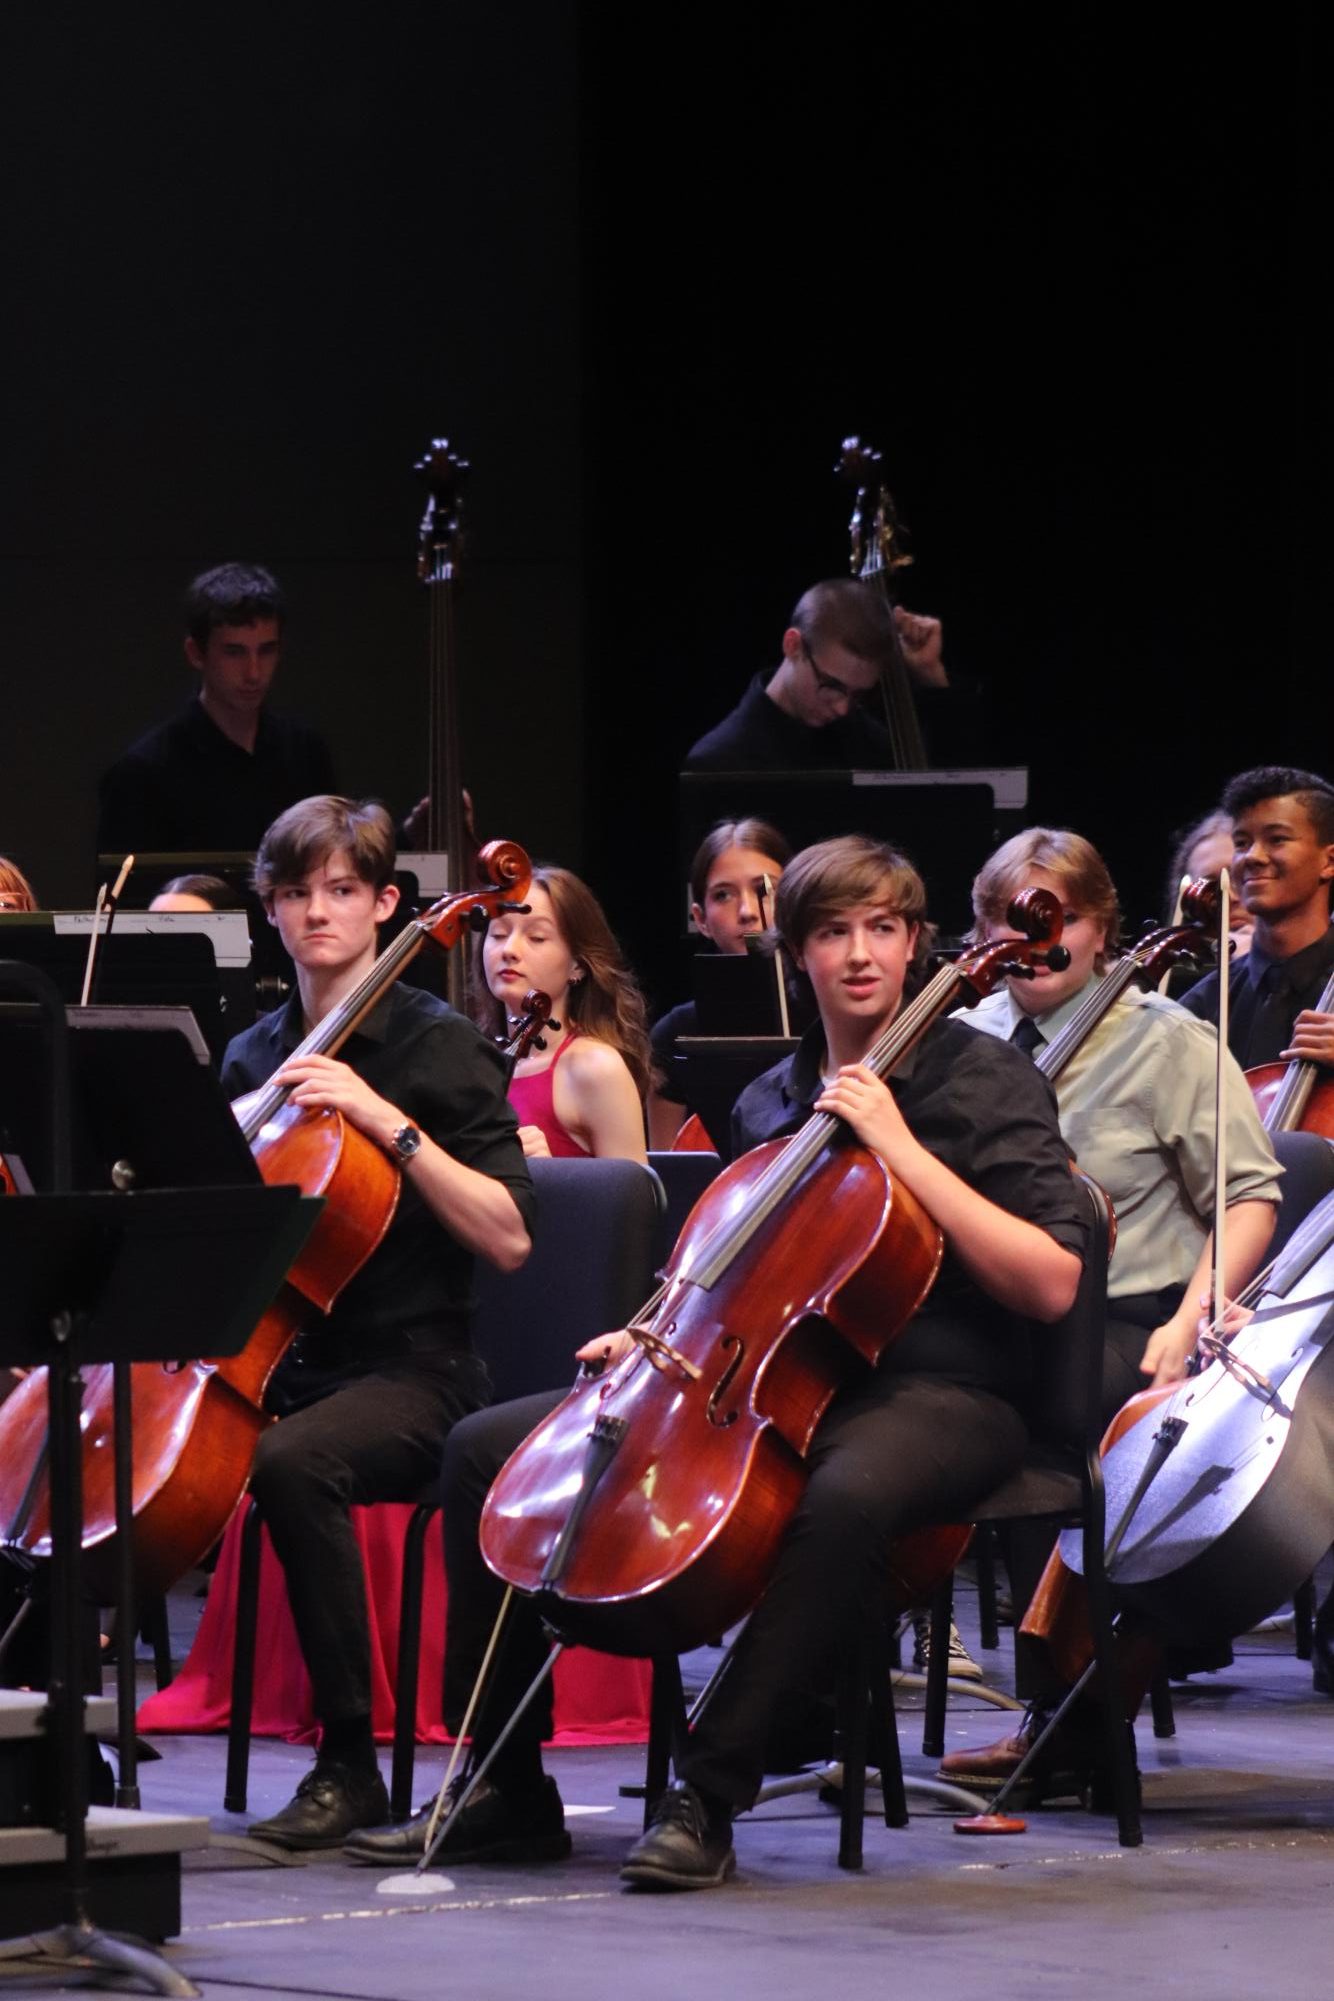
415,435,473,1009
836,435,928,771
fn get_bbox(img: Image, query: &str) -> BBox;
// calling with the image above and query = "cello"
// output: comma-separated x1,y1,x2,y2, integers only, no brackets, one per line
1058,1185,1334,1649
1245,962,1334,1140
1034,877,1220,1087
0,840,532,1603
478,888,1071,1658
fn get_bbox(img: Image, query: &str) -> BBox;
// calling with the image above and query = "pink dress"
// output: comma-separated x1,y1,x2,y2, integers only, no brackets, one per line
507,1033,590,1157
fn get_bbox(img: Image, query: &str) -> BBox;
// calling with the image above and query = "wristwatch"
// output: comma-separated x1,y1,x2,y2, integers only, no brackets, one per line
388,1122,422,1165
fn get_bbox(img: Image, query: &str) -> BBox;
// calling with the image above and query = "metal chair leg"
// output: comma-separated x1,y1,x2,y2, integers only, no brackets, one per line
390,1502,435,1819
1148,1669,1176,1740
142,1593,173,1690
920,1577,953,1760
975,1526,1000,1651
224,1499,263,1814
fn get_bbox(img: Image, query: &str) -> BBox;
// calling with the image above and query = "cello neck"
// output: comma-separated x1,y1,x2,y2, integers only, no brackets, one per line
682,960,976,1289
238,918,431,1144
1037,958,1140,1083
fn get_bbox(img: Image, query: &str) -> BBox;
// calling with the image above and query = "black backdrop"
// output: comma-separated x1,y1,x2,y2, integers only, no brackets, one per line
2,5,1320,1019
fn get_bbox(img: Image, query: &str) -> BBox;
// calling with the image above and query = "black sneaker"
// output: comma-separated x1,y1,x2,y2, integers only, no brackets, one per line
249,1761,390,1850
620,1783,735,1892
344,1774,570,1865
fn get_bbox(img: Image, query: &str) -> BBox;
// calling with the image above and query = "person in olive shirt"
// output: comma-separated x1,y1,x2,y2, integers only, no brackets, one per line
96,563,336,858
224,795,533,1849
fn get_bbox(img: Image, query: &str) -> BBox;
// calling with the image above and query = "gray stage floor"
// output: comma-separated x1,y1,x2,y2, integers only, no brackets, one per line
6,1582,1334,1999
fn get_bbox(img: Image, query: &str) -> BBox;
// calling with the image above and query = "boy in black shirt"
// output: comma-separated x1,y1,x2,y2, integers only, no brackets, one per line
225,795,532,1848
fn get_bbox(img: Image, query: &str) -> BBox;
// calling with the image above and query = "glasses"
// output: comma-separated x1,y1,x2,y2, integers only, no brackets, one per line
802,642,875,706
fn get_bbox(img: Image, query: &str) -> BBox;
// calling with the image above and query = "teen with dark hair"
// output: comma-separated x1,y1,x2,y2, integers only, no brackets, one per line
1179,764,1334,1069
96,562,335,857
648,817,793,1146
148,871,235,912
220,795,533,1849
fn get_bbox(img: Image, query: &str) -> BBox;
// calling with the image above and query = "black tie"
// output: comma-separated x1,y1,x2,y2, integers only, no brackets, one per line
1010,1015,1045,1059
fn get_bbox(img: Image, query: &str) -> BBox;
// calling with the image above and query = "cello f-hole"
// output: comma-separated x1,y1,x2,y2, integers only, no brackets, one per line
707,1335,746,1429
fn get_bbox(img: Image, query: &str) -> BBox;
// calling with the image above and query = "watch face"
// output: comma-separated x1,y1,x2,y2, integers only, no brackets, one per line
393,1123,422,1160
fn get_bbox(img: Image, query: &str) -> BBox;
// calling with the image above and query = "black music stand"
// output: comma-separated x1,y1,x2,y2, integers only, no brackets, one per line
0,961,318,1994
678,769,1008,939
676,1035,800,1159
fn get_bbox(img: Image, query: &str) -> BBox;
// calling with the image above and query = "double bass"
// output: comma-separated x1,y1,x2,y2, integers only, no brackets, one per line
0,841,533,1603
836,436,929,770
479,889,1071,1657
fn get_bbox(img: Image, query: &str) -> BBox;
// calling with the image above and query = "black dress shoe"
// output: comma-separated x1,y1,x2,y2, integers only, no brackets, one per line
248,1761,390,1850
620,1783,735,1892
343,1775,571,1865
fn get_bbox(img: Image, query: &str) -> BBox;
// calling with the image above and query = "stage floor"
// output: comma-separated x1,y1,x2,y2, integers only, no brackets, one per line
5,1579,1334,1999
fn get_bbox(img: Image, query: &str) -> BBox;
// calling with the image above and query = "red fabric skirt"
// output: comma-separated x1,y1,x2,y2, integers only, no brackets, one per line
137,1501,652,1747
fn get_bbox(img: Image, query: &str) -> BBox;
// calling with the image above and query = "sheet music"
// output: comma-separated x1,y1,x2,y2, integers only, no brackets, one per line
51,909,253,969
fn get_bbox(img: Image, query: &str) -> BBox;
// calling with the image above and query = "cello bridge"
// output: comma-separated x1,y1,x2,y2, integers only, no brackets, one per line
628,1320,702,1381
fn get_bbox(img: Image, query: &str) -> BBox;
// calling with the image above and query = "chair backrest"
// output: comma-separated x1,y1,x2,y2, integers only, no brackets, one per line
1027,1171,1110,1451
647,1148,724,1266
1270,1132,1334,1260
472,1157,666,1403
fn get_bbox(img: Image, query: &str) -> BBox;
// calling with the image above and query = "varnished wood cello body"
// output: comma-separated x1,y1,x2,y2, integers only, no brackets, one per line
480,891,1071,1657
1245,964,1334,1140
0,842,532,1603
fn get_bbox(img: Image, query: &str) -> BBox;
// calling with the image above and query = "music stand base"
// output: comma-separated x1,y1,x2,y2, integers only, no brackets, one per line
2,1921,198,1997
756,1764,990,1817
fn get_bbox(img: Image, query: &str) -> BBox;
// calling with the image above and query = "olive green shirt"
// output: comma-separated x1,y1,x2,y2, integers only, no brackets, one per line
962,976,1281,1302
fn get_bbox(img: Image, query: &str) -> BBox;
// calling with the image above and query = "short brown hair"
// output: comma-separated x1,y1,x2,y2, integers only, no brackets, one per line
790,579,896,667
971,828,1121,962
252,796,396,902
775,834,932,975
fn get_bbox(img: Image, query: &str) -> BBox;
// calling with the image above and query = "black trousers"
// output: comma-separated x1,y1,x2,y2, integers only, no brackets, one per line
440,1376,1028,1810
439,1391,565,1794
250,1335,490,1727
676,1372,1028,1809
1009,1291,1179,1705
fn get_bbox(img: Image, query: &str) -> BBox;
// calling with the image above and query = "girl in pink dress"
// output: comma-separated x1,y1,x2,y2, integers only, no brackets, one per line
475,866,650,1162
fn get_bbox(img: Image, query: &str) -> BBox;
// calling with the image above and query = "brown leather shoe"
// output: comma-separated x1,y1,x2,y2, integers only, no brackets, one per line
938,1705,1094,1804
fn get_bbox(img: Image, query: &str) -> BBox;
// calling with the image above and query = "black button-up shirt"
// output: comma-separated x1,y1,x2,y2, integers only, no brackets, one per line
223,983,534,1356
731,1015,1088,1402
97,698,337,856
1180,924,1334,1067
